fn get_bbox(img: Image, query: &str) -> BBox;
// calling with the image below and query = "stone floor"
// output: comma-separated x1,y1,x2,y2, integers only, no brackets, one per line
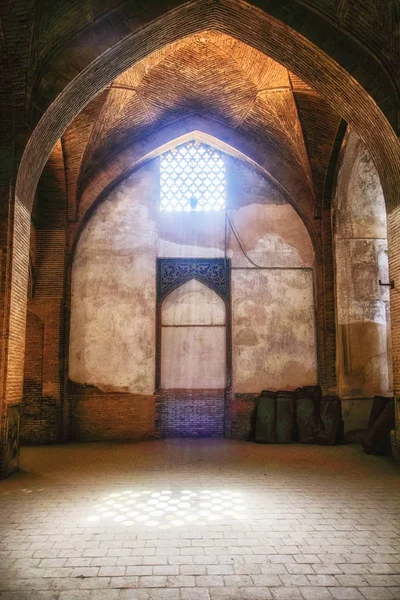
0,440,400,600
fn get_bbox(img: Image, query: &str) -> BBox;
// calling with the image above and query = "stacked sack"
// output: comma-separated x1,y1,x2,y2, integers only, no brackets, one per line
361,396,394,456
253,386,343,445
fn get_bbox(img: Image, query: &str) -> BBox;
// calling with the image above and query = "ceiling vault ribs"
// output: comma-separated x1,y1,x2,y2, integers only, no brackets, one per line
48,32,342,229
110,84,137,92
135,88,156,126
337,0,348,25
233,94,258,129
289,76,316,202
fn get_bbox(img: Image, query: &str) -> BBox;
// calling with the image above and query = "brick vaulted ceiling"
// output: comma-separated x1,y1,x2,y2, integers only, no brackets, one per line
54,32,341,225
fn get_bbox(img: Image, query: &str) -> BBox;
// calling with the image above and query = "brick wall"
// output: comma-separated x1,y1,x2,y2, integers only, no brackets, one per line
21,311,43,443
69,384,158,441
229,393,258,440
68,387,232,441
158,390,226,438
21,299,63,444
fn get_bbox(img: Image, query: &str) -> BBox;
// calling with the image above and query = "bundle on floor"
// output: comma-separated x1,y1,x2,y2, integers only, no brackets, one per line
361,396,394,456
253,386,343,445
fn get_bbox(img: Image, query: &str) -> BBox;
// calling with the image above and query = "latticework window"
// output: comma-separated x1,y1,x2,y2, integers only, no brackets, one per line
160,141,226,212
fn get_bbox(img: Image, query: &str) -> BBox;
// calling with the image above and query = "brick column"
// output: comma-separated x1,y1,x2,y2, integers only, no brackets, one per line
0,195,31,478
388,206,400,461
315,208,337,394
0,37,27,477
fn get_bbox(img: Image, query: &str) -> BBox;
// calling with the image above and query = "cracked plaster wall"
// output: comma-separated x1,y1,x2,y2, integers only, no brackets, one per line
69,155,317,394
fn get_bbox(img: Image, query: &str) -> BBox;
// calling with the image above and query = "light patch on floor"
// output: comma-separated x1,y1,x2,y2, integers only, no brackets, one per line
87,488,248,529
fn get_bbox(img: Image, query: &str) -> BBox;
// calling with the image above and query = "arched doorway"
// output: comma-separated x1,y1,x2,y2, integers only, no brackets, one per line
160,278,227,437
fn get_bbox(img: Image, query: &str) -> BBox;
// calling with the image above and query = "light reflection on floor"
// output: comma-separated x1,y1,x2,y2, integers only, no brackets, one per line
87,488,248,529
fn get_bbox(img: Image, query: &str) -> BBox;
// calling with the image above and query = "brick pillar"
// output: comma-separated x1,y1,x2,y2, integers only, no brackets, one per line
0,188,13,478
0,195,31,478
315,208,337,394
388,206,400,461
0,50,27,477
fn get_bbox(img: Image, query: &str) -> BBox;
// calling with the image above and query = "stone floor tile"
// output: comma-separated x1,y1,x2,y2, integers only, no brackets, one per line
179,565,206,575
336,575,369,587
125,567,152,576
207,565,234,575
79,576,111,589
118,591,150,600
241,588,273,600
306,574,338,586
328,588,366,599
312,564,343,575
364,575,398,586
300,586,334,599
196,576,224,587
208,587,242,599
359,588,396,599
27,593,60,600
138,576,167,588
58,592,91,600
366,565,398,575
110,576,139,588
0,594,31,600
280,574,309,586
223,574,253,586
260,565,288,575
180,589,211,600
99,566,126,577
252,575,282,587
271,587,303,599
167,575,196,587
147,590,180,600
286,564,314,575
89,591,120,600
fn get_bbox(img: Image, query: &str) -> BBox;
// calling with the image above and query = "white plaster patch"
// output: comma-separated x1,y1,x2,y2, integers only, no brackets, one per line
158,239,224,258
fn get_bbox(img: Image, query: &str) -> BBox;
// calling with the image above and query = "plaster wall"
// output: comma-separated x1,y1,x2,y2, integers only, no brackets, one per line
70,154,316,396
232,269,316,392
334,131,392,432
161,280,226,389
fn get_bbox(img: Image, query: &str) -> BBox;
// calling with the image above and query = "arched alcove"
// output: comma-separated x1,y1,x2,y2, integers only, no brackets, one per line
68,144,319,440
333,130,393,438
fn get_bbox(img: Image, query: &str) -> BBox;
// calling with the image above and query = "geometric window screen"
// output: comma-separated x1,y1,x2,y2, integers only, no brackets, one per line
160,141,226,211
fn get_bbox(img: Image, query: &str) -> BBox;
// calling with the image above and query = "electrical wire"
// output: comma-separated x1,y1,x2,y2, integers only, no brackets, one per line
225,211,266,269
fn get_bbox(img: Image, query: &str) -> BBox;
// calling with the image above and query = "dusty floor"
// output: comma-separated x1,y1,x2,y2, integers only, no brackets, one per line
0,440,399,600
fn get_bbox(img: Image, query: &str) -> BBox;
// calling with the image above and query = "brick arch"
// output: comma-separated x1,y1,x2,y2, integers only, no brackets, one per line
74,119,320,260
8,0,400,462
16,1,400,215
31,1,398,133
68,131,332,398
